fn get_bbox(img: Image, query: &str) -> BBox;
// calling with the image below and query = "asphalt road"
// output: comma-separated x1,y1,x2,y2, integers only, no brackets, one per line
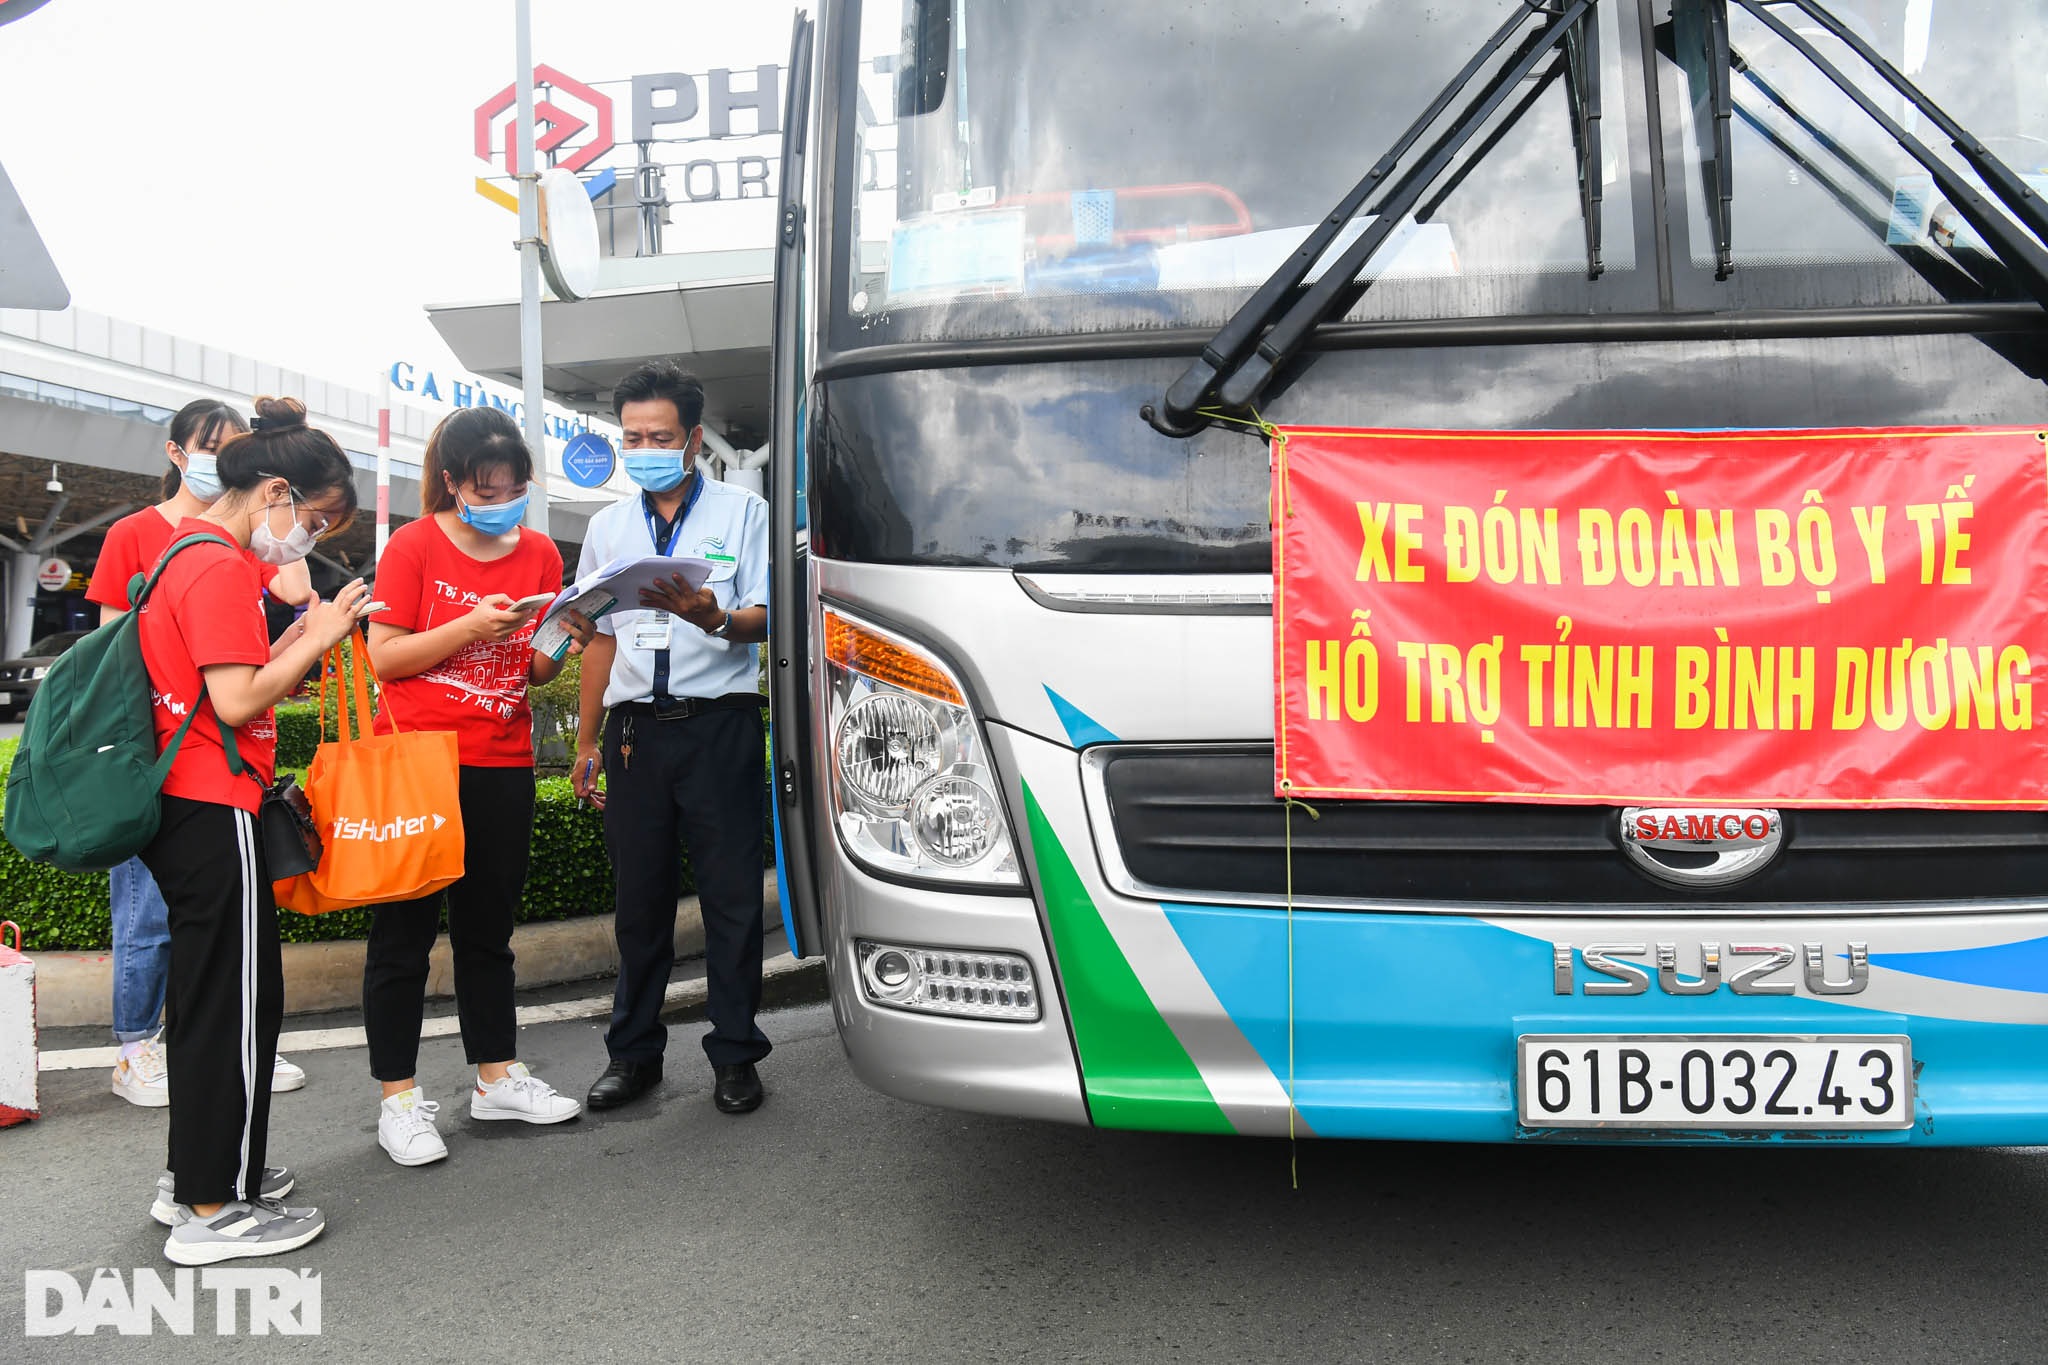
7,996,2048,1363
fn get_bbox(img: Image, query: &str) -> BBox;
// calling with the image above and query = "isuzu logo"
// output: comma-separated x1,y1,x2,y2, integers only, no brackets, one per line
1619,806,1783,888
1552,941,1870,997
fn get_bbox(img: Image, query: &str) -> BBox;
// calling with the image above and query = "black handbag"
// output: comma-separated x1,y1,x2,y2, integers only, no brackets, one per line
259,775,322,880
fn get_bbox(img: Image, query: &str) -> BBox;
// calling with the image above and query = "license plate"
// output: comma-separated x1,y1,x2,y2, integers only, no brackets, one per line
1517,1034,1913,1130
0,692,13,705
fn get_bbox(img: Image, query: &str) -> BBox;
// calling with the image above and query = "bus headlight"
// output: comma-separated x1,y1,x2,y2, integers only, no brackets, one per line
907,772,1002,866
836,692,942,811
824,606,1021,887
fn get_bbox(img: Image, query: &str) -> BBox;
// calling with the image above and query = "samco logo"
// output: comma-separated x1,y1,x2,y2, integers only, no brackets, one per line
331,814,448,843
1627,809,1775,846
1619,806,1783,889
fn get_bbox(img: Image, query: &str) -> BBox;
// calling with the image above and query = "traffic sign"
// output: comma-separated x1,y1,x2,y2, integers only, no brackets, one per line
561,431,616,489
35,558,69,591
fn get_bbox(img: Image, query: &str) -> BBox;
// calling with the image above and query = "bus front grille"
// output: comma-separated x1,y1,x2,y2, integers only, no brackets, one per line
1084,745,2048,909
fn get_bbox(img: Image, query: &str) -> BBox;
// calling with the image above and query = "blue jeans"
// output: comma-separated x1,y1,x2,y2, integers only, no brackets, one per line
110,855,171,1044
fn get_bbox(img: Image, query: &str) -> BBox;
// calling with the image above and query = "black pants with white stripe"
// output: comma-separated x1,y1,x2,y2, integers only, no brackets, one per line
143,795,283,1208
602,704,771,1068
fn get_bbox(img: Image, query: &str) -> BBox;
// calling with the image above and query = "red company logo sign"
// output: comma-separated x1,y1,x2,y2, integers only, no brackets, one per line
474,64,615,176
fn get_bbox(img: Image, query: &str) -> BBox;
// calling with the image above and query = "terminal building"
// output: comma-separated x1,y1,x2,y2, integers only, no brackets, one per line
0,55,787,665
0,257,773,665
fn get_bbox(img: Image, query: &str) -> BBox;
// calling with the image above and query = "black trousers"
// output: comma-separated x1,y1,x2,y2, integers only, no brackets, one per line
142,796,282,1208
362,766,533,1082
602,704,770,1068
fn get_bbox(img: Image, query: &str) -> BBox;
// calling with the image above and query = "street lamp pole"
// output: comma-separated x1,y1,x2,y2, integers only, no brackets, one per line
513,0,551,534
375,368,392,563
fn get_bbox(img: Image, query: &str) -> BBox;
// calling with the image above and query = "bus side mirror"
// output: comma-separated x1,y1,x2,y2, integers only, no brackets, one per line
897,0,952,118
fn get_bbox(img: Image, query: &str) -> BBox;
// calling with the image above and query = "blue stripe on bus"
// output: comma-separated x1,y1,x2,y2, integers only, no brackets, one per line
1161,903,2048,1145
1043,686,1119,748
1870,936,2048,995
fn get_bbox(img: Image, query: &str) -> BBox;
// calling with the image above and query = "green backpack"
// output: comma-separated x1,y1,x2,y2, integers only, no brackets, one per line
4,532,244,873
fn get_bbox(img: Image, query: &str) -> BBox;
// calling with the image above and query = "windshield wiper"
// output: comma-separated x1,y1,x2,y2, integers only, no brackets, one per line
1681,0,1737,278
1767,0,2048,249
1728,0,2048,311
1416,33,1602,284
1562,0,1604,279
1729,67,1994,301
1145,0,1593,437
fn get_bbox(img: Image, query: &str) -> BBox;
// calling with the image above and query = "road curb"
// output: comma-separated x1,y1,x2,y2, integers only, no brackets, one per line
26,872,780,1030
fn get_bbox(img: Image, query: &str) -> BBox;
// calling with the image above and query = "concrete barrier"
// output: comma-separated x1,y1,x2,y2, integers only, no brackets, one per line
29,873,779,1030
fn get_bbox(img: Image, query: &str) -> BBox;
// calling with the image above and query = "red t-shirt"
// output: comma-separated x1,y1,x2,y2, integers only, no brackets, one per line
137,519,276,813
371,516,563,767
89,506,279,611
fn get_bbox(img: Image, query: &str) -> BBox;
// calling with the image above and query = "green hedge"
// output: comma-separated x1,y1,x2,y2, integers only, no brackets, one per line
0,738,644,952
3,641,776,952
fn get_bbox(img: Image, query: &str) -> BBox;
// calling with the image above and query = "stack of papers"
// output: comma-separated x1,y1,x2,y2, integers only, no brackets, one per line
532,556,714,660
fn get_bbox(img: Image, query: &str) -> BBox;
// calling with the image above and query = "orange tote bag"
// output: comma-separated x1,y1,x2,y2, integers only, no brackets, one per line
275,631,465,914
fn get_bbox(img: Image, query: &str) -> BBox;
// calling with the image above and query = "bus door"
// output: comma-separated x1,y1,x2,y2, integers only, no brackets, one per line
769,7,824,958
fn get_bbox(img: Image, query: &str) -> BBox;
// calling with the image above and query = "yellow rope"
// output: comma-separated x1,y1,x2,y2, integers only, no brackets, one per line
1282,795,1318,1188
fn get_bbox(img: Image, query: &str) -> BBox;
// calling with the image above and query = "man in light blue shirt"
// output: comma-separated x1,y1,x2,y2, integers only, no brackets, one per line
572,361,771,1115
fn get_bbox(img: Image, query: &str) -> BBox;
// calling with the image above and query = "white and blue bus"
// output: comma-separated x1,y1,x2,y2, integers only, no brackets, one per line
767,0,2048,1142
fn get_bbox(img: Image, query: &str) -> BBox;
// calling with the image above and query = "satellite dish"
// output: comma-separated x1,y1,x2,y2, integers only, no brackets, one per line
537,168,601,301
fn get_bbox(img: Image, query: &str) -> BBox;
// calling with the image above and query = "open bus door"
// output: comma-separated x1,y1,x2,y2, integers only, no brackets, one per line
768,8,822,958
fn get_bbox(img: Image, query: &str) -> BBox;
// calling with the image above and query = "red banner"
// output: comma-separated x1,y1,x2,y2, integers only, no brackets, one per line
1273,426,2048,808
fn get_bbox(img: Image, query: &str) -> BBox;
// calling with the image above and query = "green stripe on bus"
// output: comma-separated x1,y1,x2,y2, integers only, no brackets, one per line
1024,785,1233,1134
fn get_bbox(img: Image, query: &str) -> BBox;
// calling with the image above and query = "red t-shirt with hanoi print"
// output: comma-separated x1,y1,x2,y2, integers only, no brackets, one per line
371,515,563,767
136,520,275,813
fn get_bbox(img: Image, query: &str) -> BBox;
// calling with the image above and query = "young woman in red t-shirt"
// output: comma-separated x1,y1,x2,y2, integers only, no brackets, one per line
92,398,316,1112
362,406,595,1166
138,397,370,1264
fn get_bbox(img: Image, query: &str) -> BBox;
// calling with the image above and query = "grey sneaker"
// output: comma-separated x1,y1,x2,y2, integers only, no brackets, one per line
152,1166,296,1227
163,1199,326,1266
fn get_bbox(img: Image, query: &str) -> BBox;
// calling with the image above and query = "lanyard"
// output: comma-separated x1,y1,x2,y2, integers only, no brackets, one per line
642,473,705,706
643,473,705,557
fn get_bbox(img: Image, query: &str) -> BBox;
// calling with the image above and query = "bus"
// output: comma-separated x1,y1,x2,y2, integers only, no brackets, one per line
766,0,2048,1143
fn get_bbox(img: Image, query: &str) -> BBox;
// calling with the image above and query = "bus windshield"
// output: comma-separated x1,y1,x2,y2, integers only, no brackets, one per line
835,0,2048,347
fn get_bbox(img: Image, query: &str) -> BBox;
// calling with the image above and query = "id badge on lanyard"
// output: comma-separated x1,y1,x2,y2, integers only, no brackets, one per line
631,615,674,651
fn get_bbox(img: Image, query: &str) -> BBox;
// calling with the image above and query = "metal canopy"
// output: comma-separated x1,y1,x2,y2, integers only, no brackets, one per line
427,274,773,448
0,161,69,310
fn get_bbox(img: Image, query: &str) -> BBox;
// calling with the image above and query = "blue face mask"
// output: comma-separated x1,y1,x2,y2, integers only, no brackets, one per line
179,450,223,502
624,453,689,492
458,488,529,536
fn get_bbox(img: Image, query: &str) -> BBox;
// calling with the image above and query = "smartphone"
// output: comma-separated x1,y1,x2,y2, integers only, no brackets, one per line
509,592,556,615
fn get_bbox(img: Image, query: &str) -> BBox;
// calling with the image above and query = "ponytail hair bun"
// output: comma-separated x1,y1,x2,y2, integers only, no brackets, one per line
248,395,309,434
214,394,360,533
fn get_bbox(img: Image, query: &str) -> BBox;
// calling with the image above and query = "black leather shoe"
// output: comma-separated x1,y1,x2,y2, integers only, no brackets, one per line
586,1059,661,1111
713,1063,763,1114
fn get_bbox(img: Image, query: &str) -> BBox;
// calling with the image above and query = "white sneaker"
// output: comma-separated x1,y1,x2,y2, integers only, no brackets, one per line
470,1062,583,1124
271,1054,307,1093
111,1036,170,1108
164,1199,326,1266
377,1088,447,1167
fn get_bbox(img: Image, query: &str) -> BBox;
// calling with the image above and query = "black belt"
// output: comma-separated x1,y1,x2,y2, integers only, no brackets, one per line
617,693,766,722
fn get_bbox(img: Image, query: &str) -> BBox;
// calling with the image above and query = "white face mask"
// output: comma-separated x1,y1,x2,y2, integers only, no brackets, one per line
178,449,223,502
250,489,318,565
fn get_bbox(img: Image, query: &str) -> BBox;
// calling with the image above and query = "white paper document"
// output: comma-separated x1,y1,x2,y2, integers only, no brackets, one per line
532,555,715,660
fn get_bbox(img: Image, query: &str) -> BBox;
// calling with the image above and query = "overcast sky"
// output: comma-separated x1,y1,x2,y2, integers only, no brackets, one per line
0,0,801,392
